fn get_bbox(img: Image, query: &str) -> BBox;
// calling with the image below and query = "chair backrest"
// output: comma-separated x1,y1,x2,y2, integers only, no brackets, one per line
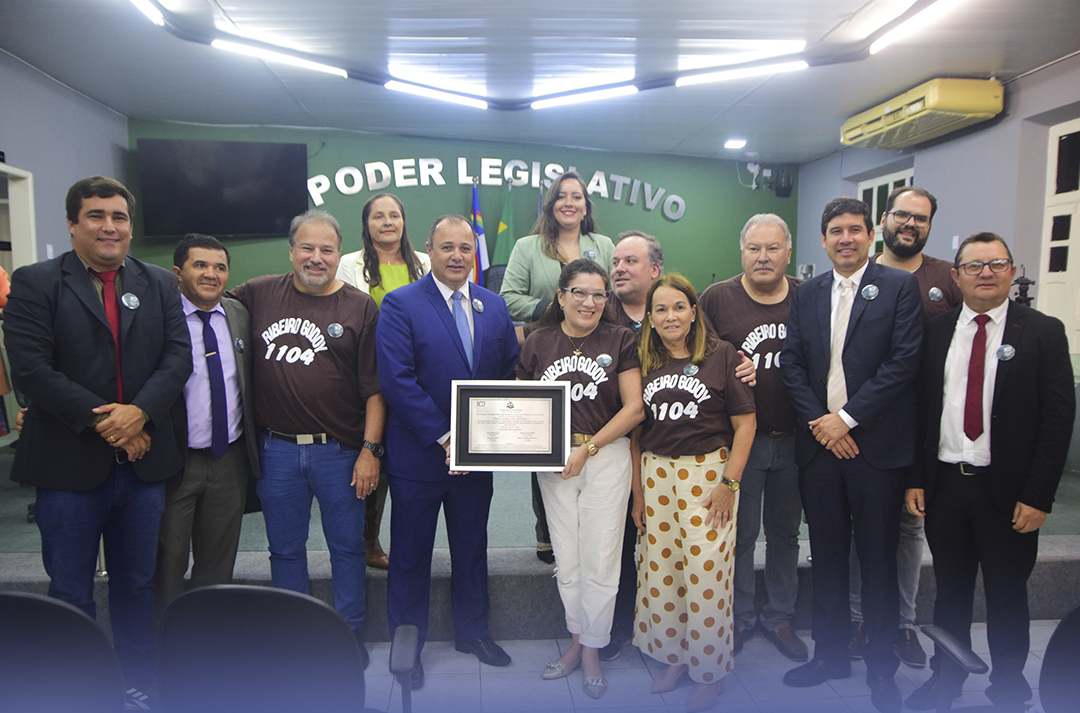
158,585,365,713
0,590,124,713
1039,604,1080,713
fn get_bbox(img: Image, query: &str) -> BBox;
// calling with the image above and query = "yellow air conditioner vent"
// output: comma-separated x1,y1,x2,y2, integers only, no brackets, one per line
841,78,1003,149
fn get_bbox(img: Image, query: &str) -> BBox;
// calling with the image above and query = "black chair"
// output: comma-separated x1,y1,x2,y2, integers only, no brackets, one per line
0,590,125,713
389,624,419,713
157,584,375,713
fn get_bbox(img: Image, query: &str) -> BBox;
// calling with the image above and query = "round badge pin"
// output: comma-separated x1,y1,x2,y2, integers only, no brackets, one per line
121,293,140,310
683,363,700,377
861,284,879,301
472,298,484,313
997,344,1015,361
234,337,245,353
596,353,612,367
928,287,944,303
327,323,344,339
583,249,597,261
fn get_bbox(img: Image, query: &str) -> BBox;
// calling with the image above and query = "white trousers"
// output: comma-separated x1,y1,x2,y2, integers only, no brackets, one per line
538,437,632,648
634,449,737,684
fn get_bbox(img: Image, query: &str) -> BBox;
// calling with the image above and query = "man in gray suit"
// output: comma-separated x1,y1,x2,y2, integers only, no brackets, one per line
153,234,260,619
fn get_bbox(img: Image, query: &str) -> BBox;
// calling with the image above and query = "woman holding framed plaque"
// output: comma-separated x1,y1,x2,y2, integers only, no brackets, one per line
516,258,643,699
632,274,756,713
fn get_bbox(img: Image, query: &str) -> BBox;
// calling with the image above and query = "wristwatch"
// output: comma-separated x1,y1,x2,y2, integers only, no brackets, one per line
363,440,385,459
584,439,599,457
721,475,740,492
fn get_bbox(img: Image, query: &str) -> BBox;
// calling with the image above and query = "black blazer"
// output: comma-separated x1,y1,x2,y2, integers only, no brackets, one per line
911,301,1075,513
781,259,924,469
5,251,192,490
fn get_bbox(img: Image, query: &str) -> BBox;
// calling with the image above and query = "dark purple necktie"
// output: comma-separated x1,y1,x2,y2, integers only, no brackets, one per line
963,314,991,442
196,311,229,459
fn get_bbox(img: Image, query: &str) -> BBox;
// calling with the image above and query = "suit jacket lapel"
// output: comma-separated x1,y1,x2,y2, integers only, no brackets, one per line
425,275,473,372
471,294,486,374
119,259,146,341
993,301,1023,412
62,252,111,334
847,261,877,344
816,274,833,358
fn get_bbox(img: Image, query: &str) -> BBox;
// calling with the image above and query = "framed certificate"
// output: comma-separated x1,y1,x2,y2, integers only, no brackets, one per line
449,380,571,471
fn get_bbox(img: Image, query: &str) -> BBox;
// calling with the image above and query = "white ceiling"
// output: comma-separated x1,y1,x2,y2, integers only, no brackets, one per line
2,0,1079,164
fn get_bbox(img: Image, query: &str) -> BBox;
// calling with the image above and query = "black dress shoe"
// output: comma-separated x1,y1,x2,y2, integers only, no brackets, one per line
536,548,555,564
455,635,512,666
893,629,927,668
598,630,631,661
783,657,851,687
409,661,425,690
867,672,901,713
905,673,961,711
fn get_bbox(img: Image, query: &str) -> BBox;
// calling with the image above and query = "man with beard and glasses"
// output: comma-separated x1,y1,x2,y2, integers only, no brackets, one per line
844,187,962,670
229,210,385,670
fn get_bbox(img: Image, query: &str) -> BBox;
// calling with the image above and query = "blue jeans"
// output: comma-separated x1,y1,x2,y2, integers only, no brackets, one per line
35,462,165,687
733,434,802,631
257,432,366,631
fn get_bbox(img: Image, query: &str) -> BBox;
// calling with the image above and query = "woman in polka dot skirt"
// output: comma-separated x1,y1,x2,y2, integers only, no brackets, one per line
632,274,757,712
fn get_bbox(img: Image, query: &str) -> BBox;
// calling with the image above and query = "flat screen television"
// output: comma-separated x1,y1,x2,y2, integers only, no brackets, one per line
137,138,309,239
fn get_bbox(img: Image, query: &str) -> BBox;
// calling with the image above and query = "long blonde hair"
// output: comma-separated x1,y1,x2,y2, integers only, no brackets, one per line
639,274,718,376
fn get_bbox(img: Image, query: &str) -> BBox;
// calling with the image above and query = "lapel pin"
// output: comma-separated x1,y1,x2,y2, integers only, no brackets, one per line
121,293,140,309
327,323,344,338
683,363,699,376
928,287,943,303
472,298,484,313
860,284,879,300
234,337,245,353
596,353,612,367
583,249,597,261
997,344,1015,361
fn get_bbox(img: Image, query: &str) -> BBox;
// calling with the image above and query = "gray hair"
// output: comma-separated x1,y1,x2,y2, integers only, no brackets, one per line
740,214,792,249
288,210,343,249
616,230,664,273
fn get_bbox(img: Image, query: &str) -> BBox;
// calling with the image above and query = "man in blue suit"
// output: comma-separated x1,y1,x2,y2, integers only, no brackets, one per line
376,214,519,689
780,197,923,713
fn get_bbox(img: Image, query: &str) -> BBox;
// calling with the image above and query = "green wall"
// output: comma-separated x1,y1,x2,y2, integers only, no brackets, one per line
127,120,798,291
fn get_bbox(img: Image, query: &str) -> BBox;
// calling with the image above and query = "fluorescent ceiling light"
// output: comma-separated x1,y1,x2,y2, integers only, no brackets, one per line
678,40,807,71
211,39,347,77
532,67,635,98
129,0,164,26
724,139,747,150
389,61,488,97
531,85,638,110
870,0,965,54
384,80,488,110
676,60,809,87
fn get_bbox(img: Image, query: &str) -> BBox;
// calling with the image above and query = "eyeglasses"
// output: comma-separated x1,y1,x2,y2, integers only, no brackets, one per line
886,210,931,227
563,287,609,304
956,259,1013,275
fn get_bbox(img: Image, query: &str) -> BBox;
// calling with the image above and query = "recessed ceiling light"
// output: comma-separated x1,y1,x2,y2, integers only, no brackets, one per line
725,139,747,150
211,39,348,77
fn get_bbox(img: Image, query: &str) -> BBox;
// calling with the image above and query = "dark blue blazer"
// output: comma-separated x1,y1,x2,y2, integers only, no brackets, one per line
5,251,192,490
781,259,923,470
910,301,1074,513
376,273,518,481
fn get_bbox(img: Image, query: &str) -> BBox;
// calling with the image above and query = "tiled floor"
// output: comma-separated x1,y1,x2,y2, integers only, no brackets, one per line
360,621,1058,713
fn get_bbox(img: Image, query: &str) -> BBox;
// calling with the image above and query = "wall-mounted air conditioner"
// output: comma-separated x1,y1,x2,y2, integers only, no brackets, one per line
840,78,1003,150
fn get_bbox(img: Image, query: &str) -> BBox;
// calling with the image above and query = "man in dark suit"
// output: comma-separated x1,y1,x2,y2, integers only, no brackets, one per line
153,234,260,620
904,233,1074,712
4,176,191,702
376,214,519,688
780,197,923,713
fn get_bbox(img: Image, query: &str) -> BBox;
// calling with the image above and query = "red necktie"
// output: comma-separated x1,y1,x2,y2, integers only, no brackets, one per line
90,269,123,403
963,314,990,442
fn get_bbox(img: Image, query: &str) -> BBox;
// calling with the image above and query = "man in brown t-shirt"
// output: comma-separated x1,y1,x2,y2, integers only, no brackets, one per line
699,213,807,663
229,210,385,670
852,186,962,668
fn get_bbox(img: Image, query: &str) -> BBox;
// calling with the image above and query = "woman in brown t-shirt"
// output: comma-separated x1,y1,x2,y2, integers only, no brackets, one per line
632,274,756,712
517,258,644,699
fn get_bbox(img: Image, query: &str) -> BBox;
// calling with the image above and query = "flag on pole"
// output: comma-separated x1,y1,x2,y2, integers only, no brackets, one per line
470,181,489,287
484,185,515,294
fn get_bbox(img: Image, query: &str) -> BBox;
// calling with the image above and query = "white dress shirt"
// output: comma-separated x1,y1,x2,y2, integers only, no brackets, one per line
938,300,1009,466
830,262,869,429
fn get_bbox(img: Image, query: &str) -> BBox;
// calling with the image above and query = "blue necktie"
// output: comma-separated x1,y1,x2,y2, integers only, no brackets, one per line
452,291,474,370
196,311,229,459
